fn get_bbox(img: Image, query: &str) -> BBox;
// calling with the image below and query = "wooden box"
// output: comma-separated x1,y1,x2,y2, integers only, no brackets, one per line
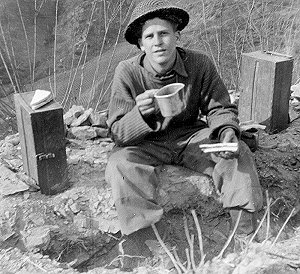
239,51,293,133
14,91,68,195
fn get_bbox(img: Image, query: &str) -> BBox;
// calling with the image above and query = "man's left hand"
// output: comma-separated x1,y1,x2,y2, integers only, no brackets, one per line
217,128,239,159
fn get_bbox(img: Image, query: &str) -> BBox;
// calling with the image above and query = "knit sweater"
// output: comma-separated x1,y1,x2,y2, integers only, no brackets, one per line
107,47,240,146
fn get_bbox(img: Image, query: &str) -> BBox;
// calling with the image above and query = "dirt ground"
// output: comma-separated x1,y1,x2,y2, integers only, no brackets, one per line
0,109,300,273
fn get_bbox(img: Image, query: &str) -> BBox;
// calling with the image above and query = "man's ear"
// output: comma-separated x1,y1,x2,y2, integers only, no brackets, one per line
138,39,145,51
175,31,181,42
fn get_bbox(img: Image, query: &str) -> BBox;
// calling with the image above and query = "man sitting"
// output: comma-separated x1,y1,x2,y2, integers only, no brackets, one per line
105,0,263,269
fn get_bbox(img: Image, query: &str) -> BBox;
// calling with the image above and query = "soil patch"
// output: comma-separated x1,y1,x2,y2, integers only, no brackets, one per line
0,115,300,273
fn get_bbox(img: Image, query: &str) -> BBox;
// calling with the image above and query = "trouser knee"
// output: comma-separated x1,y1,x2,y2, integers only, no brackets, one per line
105,149,128,185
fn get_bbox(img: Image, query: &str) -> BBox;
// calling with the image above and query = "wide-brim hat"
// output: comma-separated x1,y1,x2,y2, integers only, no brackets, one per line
124,0,189,46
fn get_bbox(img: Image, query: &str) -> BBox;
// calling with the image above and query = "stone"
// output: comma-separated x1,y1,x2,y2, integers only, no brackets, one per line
63,105,85,126
68,126,98,140
6,158,23,169
95,127,108,138
27,212,46,226
23,226,51,251
67,154,81,165
69,202,81,214
0,165,30,196
70,108,93,127
0,142,18,159
4,133,20,146
291,83,300,98
16,172,40,191
0,220,15,242
73,213,90,231
89,111,108,128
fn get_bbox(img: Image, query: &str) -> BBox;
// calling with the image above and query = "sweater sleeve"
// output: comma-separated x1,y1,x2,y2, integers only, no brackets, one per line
106,61,158,146
199,55,240,139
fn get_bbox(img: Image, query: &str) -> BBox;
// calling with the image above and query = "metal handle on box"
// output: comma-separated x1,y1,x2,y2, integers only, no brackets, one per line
36,153,56,161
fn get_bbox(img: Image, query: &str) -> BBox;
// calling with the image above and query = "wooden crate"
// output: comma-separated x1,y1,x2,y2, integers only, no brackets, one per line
239,51,293,133
14,91,68,195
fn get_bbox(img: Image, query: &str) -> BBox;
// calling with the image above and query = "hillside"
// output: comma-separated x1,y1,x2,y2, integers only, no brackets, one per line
0,0,299,110
0,1,300,273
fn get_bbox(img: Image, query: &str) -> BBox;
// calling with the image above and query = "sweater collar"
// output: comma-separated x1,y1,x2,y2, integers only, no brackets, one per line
138,47,188,79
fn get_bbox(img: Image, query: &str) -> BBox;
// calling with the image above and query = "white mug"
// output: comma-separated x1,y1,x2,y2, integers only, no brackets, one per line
154,83,185,117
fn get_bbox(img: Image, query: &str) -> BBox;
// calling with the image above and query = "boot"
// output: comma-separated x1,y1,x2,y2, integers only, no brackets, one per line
229,208,257,252
229,208,256,236
106,218,168,271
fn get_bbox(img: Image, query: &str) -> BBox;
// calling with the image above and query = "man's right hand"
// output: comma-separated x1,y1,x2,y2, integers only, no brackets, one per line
136,89,158,117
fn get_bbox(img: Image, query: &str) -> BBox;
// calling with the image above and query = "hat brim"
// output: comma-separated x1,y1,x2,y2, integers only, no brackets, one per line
124,7,189,46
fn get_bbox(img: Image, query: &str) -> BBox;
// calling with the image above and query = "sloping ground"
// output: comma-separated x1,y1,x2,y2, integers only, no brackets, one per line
0,114,300,273
29,42,139,111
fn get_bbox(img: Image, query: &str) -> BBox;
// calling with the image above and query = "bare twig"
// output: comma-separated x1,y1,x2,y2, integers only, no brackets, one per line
6,16,21,92
236,0,255,86
265,190,271,241
183,215,196,271
62,44,87,109
151,223,182,274
185,248,191,272
88,0,126,108
190,234,196,271
0,50,17,93
191,210,205,262
271,208,296,247
95,0,123,110
0,247,13,261
216,209,242,259
173,249,187,272
16,0,32,89
53,0,59,97
33,0,37,83
0,17,19,93
96,44,135,109
249,199,272,246
24,257,48,272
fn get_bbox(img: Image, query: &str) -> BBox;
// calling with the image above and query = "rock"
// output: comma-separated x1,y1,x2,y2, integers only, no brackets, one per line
68,126,98,140
291,83,300,98
69,202,81,214
0,141,18,159
4,133,20,146
0,165,30,196
23,226,51,252
70,108,93,127
67,154,81,165
94,127,108,138
5,158,23,170
0,219,15,243
89,111,108,128
28,213,45,226
63,105,85,126
16,172,40,191
73,213,91,232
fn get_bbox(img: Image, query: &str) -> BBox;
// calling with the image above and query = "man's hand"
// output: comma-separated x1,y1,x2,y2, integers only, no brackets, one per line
136,89,158,117
217,128,239,159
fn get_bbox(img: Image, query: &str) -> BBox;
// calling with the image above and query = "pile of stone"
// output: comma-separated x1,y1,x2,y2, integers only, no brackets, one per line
291,84,300,111
63,105,108,140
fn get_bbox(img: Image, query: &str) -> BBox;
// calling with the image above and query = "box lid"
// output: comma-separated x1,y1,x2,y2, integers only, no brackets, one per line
242,50,293,63
14,91,62,114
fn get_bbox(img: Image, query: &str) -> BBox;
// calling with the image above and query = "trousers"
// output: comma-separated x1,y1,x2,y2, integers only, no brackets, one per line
105,127,263,235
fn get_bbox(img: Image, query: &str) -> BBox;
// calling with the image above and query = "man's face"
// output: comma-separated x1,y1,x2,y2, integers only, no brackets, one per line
138,18,180,70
